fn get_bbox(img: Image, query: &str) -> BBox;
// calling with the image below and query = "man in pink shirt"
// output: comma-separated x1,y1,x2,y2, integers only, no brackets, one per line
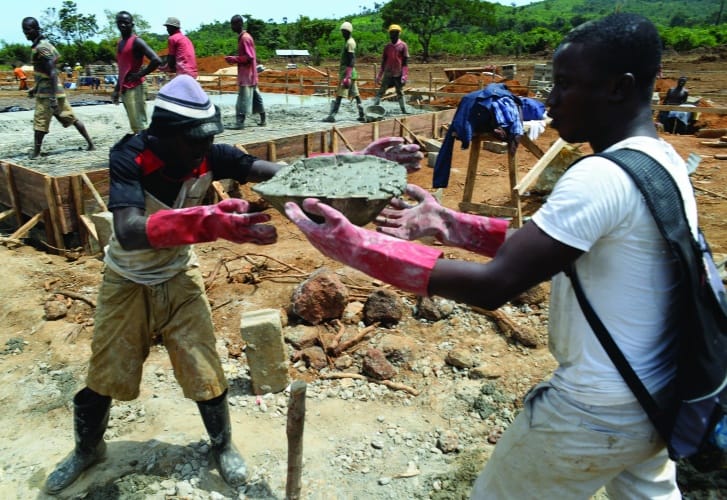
159,17,198,79
373,24,410,114
225,14,266,129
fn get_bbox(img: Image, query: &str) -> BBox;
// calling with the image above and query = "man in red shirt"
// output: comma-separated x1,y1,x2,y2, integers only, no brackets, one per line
373,24,410,115
112,11,161,133
225,15,265,129
159,17,199,79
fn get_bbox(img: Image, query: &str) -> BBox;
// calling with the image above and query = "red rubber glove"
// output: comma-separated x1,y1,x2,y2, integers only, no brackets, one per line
146,199,277,248
375,69,383,86
285,198,442,296
360,136,423,173
376,184,508,257
401,66,409,85
342,67,353,89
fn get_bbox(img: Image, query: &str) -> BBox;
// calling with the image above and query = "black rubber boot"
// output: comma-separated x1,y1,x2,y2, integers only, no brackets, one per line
44,388,111,495
228,115,246,130
258,113,266,126
198,390,248,487
399,96,408,114
357,104,365,122
323,99,341,123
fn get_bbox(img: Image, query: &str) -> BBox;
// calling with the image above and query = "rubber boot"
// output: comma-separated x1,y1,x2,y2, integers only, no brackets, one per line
44,388,111,495
197,390,248,487
372,96,381,106
323,99,340,123
258,113,266,127
228,115,246,130
399,96,408,114
357,104,365,122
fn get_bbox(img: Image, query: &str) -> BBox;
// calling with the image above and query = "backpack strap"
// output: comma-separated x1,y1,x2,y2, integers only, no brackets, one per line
565,148,695,441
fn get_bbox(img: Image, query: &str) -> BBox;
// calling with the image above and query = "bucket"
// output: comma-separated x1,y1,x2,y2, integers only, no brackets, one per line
364,105,386,122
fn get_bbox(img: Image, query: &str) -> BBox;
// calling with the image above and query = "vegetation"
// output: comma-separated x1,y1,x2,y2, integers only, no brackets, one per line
2,0,725,69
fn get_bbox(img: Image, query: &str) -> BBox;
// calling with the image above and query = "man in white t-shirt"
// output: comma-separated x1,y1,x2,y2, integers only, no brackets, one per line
283,12,690,499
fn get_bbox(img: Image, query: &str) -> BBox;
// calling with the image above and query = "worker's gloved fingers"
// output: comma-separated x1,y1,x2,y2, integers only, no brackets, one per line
362,136,405,157
217,198,250,214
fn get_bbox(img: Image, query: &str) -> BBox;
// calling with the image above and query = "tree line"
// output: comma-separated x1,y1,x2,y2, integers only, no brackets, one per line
1,0,725,69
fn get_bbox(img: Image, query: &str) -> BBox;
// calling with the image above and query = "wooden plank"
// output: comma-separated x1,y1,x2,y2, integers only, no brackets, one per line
458,201,518,218
394,118,427,148
51,177,69,234
268,141,277,161
44,176,65,251
513,138,567,196
519,134,545,160
80,173,108,212
0,208,15,222
211,181,230,200
9,212,43,240
508,148,521,228
461,136,483,204
332,126,355,152
79,214,99,243
70,175,89,250
1,162,23,227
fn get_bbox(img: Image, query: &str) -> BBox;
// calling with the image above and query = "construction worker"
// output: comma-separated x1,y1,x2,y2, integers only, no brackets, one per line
323,21,365,123
373,24,410,114
12,63,28,90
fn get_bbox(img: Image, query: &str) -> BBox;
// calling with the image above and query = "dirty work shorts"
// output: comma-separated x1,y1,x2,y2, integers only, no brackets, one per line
121,84,148,133
469,382,680,499
33,96,77,132
86,267,228,402
335,80,360,99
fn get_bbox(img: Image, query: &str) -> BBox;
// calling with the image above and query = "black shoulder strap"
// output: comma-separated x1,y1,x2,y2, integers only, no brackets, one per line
566,148,695,440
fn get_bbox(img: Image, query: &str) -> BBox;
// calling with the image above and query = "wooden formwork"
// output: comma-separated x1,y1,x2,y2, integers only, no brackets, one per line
0,108,457,254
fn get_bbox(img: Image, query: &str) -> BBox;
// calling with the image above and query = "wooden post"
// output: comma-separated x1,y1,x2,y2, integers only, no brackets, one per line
80,173,108,212
70,175,89,250
44,176,65,251
332,126,355,152
331,129,339,153
461,135,483,204
9,212,43,240
508,148,521,227
52,177,69,234
268,141,277,162
2,162,23,227
304,134,312,157
285,380,307,500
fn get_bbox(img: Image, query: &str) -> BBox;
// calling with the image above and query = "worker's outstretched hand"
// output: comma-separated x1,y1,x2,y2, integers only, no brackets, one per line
360,136,423,173
376,184,444,241
376,184,509,257
146,198,277,248
285,198,442,296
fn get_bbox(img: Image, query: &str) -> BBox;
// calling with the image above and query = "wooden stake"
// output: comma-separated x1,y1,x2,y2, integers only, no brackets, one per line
2,162,23,228
80,173,108,212
394,118,426,148
9,212,42,240
285,380,307,500
44,176,65,251
332,126,355,152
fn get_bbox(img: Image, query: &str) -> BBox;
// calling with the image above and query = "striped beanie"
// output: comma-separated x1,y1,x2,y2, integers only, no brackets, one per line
149,75,223,138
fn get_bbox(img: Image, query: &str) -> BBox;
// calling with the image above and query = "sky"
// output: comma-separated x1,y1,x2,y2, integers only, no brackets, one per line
2,0,536,45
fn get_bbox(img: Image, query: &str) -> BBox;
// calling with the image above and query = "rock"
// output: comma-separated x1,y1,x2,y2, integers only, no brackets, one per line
378,334,418,365
437,430,460,453
469,364,504,379
334,354,354,370
301,346,328,370
362,348,397,380
512,282,550,306
284,325,320,350
415,296,455,321
445,348,476,369
363,288,403,326
291,268,349,325
44,299,68,320
342,300,364,324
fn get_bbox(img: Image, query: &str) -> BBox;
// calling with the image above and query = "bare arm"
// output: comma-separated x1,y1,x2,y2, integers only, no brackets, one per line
126,38,162,82
112,206,151,250
428,221,583,310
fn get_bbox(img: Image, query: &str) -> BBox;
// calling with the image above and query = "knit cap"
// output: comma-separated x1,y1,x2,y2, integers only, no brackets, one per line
149,75,223,138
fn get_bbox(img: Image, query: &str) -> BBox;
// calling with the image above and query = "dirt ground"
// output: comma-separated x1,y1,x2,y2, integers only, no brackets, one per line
1,53,726,499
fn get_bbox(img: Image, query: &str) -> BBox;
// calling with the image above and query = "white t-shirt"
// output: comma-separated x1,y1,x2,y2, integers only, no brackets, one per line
532,136,698,405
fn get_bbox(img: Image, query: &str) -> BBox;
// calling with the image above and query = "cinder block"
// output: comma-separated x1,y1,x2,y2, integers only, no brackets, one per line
422,138,442,153
427,151,438,168
483,141,508,154
90,211,114,249
240,309,289,394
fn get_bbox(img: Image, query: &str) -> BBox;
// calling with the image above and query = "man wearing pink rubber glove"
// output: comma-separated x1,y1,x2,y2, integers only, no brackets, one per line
376,183,509,256
287,13,688,499
44,75,282,495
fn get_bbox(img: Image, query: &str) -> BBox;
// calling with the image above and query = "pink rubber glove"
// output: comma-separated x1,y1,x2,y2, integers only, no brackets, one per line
360,136,424,173
375,69,383,86
376,184,508,257
146,198,277,248
342,67,353,89
401,66,409,85
285,198,442,296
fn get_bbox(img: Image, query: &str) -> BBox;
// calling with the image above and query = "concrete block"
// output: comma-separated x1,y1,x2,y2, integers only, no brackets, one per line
427,151,438,168
90,211,114,249
483,141,508,154
422,138,442,153
240,308,289,394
